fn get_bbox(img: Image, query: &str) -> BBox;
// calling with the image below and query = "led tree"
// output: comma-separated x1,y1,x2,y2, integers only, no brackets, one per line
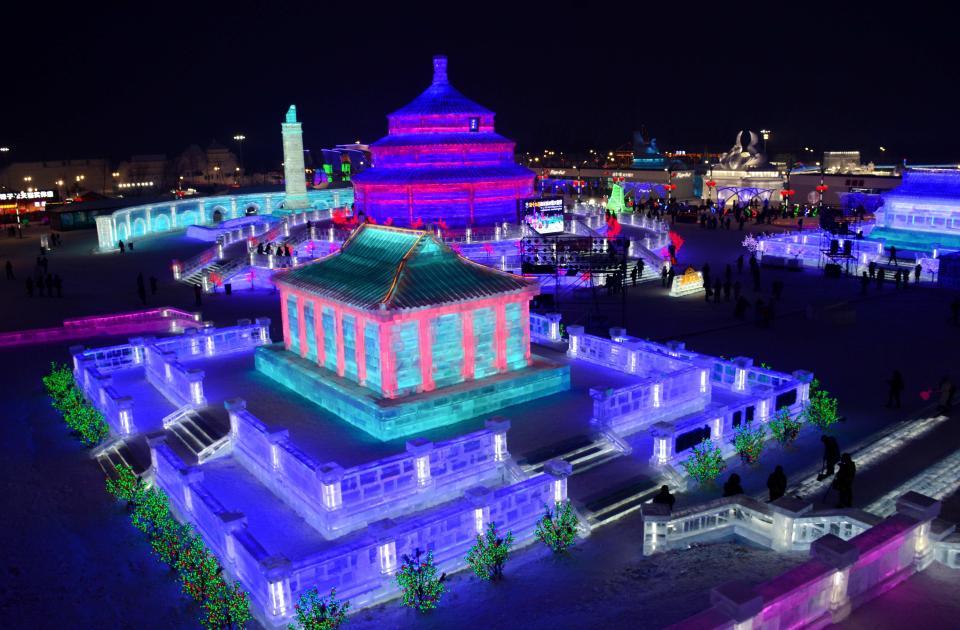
768,407,802,446
682,439,726,484
42,362,75,403
105,462,146,507
201,579,252,630
465,522,514,581
733,422,766,465
395,548,446,612
800,379,840,431
535,501,579,553
287,587,350,630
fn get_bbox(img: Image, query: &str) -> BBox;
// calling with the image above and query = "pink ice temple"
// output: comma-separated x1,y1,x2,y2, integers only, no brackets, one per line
256,224,569,439
350,55,535,228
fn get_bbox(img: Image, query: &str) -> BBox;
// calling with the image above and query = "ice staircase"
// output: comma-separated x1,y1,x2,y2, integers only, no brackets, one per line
162,406,230,464
867,448,960,517
586,479,660,527
521,434,622,476
94,438,140,478
182,261,225,287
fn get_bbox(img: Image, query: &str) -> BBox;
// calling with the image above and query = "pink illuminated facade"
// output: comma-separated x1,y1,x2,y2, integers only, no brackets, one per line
273,224,538,400
351,56,535,228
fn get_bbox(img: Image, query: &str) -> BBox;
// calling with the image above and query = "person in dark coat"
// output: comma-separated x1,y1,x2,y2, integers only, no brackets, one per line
834,453,856,508
767,465,787,502
661,265,669,287
820,435,841,478
5,260,13,280
652,485,676,510
887,370,904,408
722,473,744,497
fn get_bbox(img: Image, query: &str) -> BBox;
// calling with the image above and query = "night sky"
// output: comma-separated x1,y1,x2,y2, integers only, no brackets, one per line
6,3,957,168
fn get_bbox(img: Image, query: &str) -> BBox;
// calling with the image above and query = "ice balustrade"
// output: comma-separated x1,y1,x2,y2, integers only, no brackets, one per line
669,492,952,630
73,357,136,435
591,366,708,435
144,344,206,409
148,318,272,359
228,398,511,536
0,307,202,348
529,312,562,344
150,435,571,625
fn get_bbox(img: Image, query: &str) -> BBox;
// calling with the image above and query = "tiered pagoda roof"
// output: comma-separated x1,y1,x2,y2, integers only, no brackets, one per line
276,224,536,311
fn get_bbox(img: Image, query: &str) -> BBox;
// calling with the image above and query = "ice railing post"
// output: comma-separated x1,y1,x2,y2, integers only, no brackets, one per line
484,417,511,463
895,491,941,571
769,496,813,552
406,437,435,491
812,533,859,622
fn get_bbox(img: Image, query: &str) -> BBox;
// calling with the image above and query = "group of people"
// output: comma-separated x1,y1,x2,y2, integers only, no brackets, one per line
650,437,858,515
860,259,923,294
255,242,293,257
117,240,136,253
720,466,788,502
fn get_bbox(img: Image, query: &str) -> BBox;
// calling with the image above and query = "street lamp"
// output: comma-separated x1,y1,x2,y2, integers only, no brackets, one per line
0,147,9,152
760,129,771,155
233,134,245,184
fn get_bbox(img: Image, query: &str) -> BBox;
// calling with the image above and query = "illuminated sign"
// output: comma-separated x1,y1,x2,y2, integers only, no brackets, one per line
520,197,565,235
0,190,55,201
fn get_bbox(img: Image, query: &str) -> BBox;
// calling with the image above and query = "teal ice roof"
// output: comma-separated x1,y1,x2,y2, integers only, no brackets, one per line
276,224,535,310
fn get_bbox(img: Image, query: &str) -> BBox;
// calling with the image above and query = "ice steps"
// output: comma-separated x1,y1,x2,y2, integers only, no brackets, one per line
587,483,660,527
522,438,621,476
95,439,138,478
163,407,230,464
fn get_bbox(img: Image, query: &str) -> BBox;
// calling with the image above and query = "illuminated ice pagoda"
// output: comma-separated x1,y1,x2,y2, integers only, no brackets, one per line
257,224,569,439
351,55,535,228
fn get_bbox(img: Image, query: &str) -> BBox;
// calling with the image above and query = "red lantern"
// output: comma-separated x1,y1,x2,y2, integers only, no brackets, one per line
705,180,716,188
815,184,829,193
780,189,796,198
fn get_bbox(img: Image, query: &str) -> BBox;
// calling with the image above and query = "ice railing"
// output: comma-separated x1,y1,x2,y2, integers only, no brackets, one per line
151,436,572,624
529,312,562,344
148,318,271,359
228,398,510,536
669,492,954,630
74,359,135,435
144,344,206,409
591,365,708,434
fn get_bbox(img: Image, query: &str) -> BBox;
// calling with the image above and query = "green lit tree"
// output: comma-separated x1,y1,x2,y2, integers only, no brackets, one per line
201,579,252,629
800,379,840,431
682,438,726,484
42,362,75,404
131,486,174,537
733,422,765,465
287,587,350,630
534,501,579,553
105,462,147,507
177,535,224,603
768,407,802,446
395,548,446,612
465,522,514,581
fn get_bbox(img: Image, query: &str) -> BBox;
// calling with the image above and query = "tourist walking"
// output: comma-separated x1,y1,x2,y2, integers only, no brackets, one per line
868,260,876,279
136,272,146,306
915,263,922,284
118,240,125,253
194,282,203,307
888,245,897,265
652,485,676,511
860,271,869,294
722,473,744,497
661,265,668,287
767,465,787,502
937,376,955,414
833,454,856,508
820,435,841,478
886,370,904,409
667,266,676,289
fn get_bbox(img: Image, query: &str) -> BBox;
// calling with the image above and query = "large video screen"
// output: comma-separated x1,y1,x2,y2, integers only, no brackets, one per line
520,197,565,234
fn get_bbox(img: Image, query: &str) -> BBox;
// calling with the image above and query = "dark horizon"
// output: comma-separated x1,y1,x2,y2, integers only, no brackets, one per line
5,3,958,169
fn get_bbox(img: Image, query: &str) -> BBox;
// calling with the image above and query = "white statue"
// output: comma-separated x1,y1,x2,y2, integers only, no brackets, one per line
719,130,766,170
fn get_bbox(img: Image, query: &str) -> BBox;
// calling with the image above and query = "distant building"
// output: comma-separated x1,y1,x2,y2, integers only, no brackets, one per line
0,158,112,197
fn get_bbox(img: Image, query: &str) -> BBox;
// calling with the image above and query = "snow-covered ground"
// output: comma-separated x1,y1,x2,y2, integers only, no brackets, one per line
2,222,959,629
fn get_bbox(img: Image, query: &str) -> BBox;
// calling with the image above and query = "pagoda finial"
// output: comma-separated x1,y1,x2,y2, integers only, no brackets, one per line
432,55,448,85
285,104,297,123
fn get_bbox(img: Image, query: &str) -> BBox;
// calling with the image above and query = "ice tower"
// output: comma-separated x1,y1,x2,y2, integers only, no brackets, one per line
351,55,535,228
281,104,309,209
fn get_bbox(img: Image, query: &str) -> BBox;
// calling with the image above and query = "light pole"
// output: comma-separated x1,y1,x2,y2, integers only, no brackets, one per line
760,129,771,155
233,134,245,185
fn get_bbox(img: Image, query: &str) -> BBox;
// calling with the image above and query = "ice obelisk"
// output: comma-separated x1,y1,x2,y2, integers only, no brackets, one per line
281,104,309,209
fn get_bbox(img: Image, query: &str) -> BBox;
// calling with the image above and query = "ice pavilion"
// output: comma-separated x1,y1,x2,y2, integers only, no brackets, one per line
871,168,960,251
351,55,535,228
257,224,569,439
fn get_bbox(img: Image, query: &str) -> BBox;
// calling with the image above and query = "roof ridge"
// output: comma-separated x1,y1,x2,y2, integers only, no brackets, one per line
381,233,427,306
